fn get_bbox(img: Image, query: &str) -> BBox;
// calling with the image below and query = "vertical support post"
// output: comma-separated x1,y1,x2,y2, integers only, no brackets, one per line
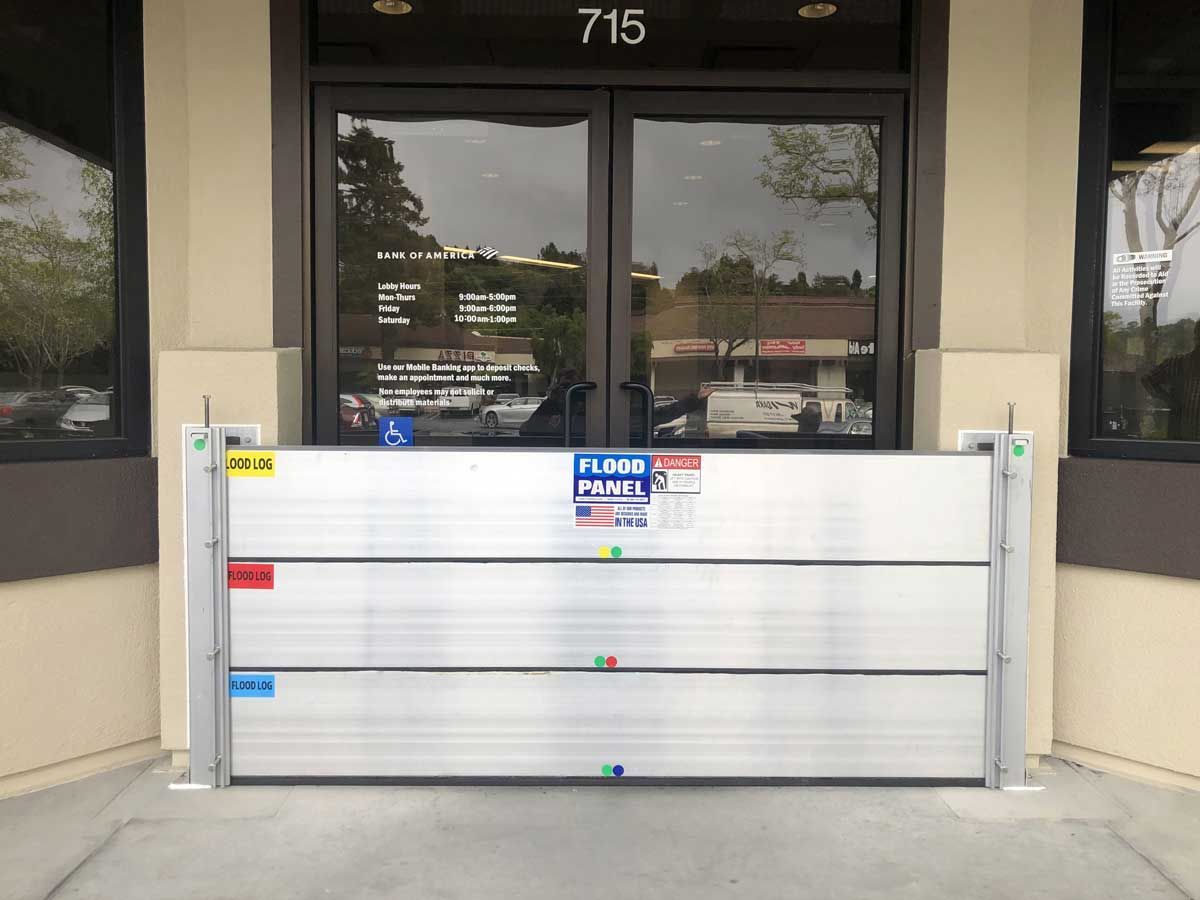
184,424,231,787
984,426,1033,788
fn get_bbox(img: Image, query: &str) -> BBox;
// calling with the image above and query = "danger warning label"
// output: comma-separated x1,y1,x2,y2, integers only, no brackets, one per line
650,454,701,494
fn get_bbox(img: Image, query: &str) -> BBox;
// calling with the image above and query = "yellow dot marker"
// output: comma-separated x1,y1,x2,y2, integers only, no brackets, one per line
598,546,611,558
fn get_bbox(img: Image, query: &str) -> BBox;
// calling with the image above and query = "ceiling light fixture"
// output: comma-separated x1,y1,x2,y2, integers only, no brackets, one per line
683,175,703,181
1139,141,1200,155
700,139,721,147
798,3,838,18
372,1,413,14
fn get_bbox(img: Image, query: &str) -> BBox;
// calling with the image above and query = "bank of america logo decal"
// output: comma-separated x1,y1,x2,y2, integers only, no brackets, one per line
478,246,500,260
575,505,615,527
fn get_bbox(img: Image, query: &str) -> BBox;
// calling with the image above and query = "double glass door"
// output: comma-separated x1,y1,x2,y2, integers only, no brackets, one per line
314,87,902,448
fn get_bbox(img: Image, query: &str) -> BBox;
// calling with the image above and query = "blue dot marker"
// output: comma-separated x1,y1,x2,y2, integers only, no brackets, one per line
612,764,625,777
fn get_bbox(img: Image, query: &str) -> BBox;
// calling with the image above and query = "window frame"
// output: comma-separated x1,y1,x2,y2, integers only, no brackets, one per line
1069,0,1200,463
0,0,149,464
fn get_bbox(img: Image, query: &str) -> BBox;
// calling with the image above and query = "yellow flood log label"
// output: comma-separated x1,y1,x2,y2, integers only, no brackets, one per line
226,450,276,478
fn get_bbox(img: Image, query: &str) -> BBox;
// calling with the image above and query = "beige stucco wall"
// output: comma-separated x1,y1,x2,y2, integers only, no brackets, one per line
0,567,161,798
1055,565,1200,781
915,0,1083,756
144,0,302,754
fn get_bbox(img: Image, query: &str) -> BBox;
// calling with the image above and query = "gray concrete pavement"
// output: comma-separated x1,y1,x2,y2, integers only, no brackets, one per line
2,757,1197,900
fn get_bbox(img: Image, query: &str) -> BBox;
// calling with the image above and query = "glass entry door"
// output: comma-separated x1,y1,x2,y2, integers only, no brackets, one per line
314,88,612,446
611,92,903,449
314,88,902,449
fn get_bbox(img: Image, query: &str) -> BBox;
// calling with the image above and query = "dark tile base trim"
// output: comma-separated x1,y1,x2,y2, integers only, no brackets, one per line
1058,456,1200,581
0,457,158,584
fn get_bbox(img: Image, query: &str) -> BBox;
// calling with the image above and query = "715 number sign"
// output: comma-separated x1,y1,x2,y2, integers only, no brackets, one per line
578,8,646,45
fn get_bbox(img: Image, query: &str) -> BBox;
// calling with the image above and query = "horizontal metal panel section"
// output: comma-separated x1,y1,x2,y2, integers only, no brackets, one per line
227,450,992,562
231,671,985,779
230,563,988,671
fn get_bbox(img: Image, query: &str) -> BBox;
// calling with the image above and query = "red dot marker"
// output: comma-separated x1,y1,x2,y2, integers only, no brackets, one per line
605,656,618,668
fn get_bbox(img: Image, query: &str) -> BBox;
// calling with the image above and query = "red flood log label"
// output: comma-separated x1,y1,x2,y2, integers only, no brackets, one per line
228,563,275,590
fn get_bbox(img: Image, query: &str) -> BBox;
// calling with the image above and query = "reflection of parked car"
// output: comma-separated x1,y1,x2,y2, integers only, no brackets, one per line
478,396,544,429
0,390,79,438
358,392,415,418
492,392,519,405
817,417,873,436
59,391,114,436
339,393,377,430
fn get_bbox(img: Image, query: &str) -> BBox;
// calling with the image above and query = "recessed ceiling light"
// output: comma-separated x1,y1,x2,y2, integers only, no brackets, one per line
798,3,838,18
373,0,413,14
683,174,703,181
673,201,690,207
480,172,500,179
700,139,722,147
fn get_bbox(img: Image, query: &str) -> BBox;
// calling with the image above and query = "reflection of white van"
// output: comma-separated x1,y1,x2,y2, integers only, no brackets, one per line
701,382,858,438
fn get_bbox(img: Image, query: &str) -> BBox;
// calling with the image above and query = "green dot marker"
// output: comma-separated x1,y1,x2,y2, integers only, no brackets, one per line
1013,445,1025,457
611,547,623,558
594,655,606,668
601,764,613,777
193,437,207,452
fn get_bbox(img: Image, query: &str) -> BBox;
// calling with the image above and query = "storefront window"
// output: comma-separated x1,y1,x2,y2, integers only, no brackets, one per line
0,1,121,444
315,2,908,72
1095,1,1200,444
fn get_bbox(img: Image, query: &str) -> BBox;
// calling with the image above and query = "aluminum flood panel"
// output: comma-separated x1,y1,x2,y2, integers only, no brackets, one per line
230,671,986,779
226,450,992,562
230,563,989,671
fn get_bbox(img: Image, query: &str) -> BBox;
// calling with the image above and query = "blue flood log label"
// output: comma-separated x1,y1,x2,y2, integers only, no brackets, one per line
229,673,276,698
573,453,652,505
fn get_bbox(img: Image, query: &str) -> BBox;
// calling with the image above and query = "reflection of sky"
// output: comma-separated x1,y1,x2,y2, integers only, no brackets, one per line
352,115,589,259
0,131,91,236
345,114,876,287
634,120,877,287
1106,161,1200,326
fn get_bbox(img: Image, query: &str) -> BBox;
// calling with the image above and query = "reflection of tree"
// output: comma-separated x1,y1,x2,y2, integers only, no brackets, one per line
757,124,880,237
337,120,441,323
0,125,114,387
527,306,584,386
1109,154,1200,362
680,230,802,381
689,241,753,379
725,229,802,382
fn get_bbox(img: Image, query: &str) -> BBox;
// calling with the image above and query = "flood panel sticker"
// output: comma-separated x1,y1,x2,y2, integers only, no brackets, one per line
572,453,700,531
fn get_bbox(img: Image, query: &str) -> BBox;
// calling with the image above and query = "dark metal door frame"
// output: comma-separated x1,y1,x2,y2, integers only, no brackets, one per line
312,86,905,449
312,86,613,446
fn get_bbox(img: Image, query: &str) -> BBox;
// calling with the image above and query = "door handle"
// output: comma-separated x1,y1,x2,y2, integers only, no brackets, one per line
563,382,596,447
620,381,654,449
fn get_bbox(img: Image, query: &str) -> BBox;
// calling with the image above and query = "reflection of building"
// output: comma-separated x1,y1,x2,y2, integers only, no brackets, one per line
640,294,875,403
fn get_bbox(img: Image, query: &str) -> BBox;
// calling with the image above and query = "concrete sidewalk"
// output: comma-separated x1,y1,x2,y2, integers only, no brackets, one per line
2,758,1197,900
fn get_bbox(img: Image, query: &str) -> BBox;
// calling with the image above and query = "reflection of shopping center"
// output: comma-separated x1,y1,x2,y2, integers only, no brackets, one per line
640,294,875,404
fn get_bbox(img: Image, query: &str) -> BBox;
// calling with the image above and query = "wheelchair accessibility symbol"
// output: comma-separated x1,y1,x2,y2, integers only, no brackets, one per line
378,417,413,448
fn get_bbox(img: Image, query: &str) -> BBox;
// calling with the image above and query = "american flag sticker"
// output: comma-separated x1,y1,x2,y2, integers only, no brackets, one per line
575,505,616,527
